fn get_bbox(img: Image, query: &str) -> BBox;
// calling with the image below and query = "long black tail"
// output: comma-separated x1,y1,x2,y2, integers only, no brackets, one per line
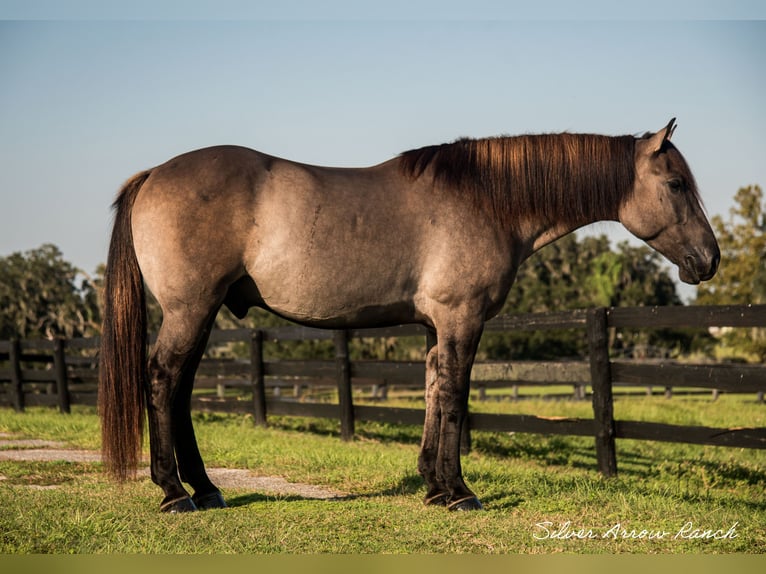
99,170,152,481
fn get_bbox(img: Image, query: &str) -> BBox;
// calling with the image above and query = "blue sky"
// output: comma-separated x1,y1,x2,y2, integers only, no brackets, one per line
1,3,764,302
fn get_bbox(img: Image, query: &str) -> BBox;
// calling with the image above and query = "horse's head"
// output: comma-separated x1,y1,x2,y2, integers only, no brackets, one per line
619,119,720,285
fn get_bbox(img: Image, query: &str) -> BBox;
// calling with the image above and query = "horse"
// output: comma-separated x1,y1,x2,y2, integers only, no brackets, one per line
99,119,719,512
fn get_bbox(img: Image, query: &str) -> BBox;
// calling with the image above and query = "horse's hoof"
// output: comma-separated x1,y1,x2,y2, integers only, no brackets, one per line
193,491,227,510
423,492,449,506
160,496,198,513
448,496,484,511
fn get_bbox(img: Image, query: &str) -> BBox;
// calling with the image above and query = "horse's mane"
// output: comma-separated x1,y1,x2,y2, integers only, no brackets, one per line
398,132,637,229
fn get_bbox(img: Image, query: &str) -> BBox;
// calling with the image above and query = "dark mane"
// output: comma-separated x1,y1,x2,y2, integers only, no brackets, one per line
399,133,637,229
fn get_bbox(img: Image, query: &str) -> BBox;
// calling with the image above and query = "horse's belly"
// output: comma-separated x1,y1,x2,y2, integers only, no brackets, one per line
262,298,418,330
246,200,422,327
251,262,419,329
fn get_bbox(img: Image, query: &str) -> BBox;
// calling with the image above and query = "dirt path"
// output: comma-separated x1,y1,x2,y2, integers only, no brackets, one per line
0,433,345,500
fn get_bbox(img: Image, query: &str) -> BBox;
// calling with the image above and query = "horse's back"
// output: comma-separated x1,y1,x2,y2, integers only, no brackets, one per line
129,146,420,323
129,144,514,329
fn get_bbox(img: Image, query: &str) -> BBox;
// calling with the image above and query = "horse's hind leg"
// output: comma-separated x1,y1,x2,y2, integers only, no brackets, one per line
172,315,227,510
146,308,219,513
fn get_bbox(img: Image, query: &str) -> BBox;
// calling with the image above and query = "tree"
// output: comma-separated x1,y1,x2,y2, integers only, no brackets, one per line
696,185,766,360
697,185,766,305
586,251,623,308
0,244,100,339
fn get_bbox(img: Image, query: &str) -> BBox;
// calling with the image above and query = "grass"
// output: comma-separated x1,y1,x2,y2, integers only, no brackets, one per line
0,395,764,554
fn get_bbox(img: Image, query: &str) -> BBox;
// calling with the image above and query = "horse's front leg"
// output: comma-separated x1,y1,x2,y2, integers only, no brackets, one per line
419,319,484,511
418,333,448,506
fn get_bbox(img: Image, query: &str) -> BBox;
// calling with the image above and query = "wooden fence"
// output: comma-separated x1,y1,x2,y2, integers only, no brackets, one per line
1,305,765,476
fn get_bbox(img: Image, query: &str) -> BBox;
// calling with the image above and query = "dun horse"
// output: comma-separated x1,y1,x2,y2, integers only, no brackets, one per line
100,119,719,512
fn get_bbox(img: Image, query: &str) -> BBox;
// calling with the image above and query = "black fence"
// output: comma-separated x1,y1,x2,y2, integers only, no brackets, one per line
2,304,765,476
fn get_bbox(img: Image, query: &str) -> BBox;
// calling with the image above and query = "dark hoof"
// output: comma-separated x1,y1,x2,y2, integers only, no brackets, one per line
193,491,227,510
160,496,198,513
448,496,484,511
423,492,449,507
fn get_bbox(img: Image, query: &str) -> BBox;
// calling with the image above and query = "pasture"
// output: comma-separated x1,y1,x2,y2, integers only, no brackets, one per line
1,396,764,554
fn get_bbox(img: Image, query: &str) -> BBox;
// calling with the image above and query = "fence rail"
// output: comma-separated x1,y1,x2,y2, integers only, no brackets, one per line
2,304,766,476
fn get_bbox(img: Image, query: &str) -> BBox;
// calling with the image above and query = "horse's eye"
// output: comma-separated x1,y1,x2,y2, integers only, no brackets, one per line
668,179,683,192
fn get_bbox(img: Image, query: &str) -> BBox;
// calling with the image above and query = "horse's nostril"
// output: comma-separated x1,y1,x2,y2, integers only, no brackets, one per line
711,251,721,274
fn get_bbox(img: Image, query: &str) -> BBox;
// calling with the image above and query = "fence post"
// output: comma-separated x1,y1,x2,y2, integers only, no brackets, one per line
250,330,267,427
587,307,617,477
334,330,354,441
10,339,24,412
52,338,70,414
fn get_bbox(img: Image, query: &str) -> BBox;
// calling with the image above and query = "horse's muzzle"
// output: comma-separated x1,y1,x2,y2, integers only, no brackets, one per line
679,247,720,285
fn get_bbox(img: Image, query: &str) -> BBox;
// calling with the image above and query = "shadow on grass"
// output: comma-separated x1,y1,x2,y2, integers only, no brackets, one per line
477,492,525,511
371,472,423,497
224,492,341,507
472,431,766,486
695,457,766,485
225,472,425,509
224,475,525,512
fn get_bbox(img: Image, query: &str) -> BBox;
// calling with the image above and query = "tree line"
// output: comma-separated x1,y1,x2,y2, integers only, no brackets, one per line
1,185,763,362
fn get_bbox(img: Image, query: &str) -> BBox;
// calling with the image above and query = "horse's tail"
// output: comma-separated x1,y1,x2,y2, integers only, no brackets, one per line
99,170,152,482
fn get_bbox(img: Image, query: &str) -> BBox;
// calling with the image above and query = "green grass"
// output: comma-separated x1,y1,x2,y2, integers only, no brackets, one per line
0,397,764,554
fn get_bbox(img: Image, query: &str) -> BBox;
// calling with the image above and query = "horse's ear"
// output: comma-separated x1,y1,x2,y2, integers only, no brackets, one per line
646,118,676,154
666,118,677,141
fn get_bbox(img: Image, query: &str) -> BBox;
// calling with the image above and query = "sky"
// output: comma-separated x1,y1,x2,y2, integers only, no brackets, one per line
1,2,765,302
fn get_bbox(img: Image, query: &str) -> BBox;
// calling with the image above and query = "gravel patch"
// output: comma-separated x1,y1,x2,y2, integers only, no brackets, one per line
0,437,345,499
205,468,344,499
0,448,102,463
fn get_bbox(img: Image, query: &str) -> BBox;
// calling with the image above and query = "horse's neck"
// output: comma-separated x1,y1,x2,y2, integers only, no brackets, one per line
522,182,624,254
522,210,615,255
